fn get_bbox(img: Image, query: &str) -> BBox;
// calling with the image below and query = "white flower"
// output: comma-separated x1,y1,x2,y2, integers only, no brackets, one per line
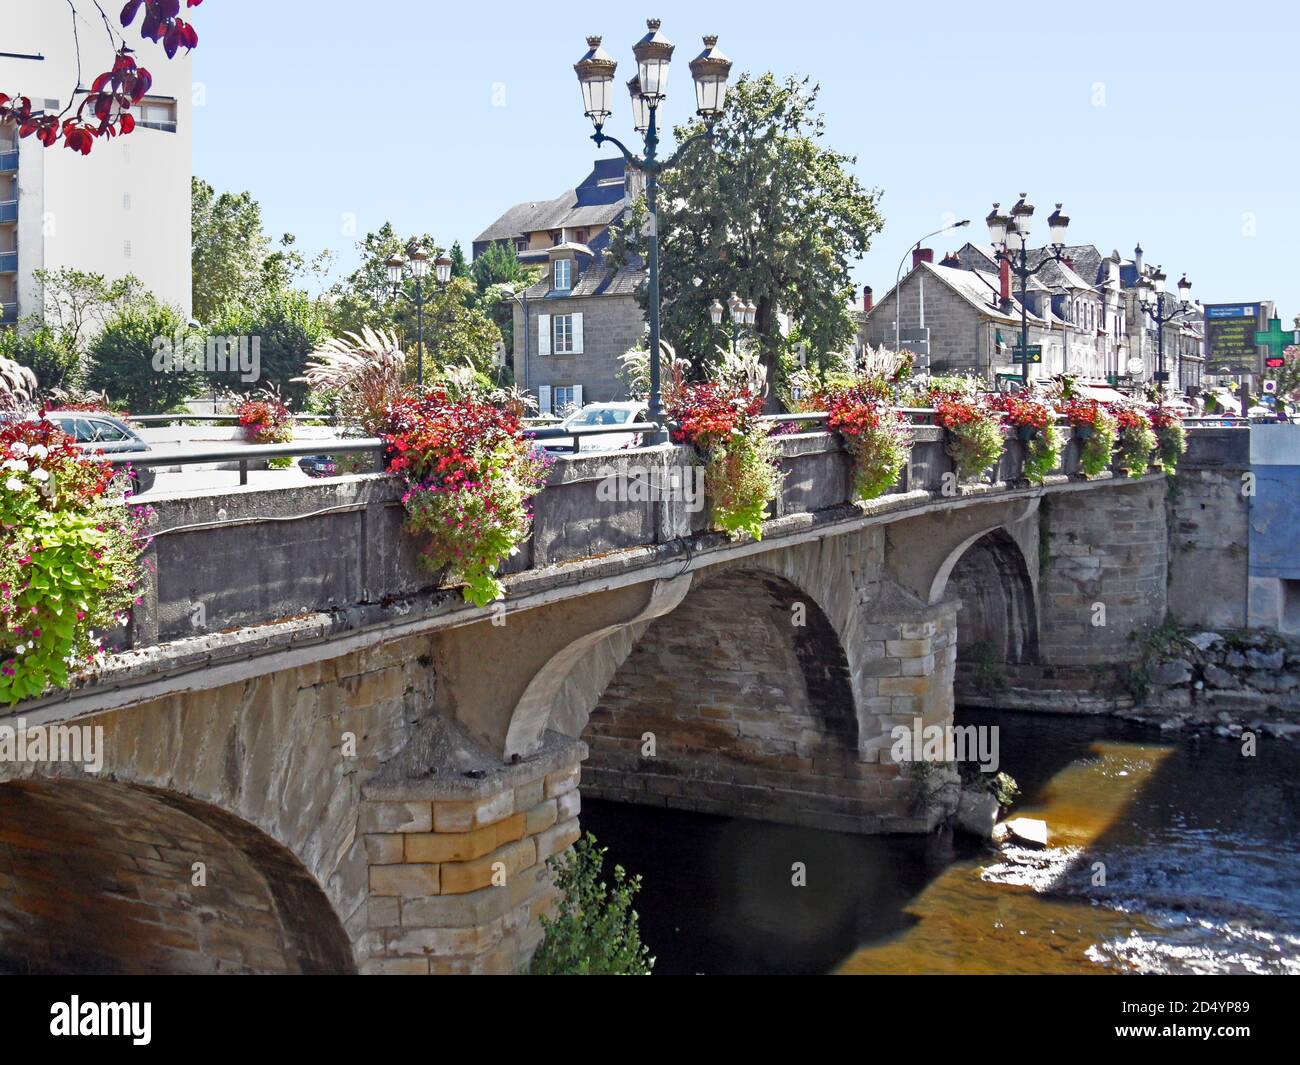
2,458,28,472
30,468,49,483
4,478,22,492
28,444,48,460
10,442,28,457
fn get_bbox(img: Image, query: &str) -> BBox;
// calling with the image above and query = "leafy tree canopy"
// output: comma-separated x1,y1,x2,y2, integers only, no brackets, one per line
85,301,200,414
612,72,884,392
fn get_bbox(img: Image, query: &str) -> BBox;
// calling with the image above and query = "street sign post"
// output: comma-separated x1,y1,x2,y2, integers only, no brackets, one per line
1012,344,1042,364
1204,303,1263,375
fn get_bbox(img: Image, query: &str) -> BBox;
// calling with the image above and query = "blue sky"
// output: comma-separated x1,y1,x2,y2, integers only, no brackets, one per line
194,0,1298,317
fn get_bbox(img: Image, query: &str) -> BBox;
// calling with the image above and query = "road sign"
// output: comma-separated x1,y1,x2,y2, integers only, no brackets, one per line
1012,344,1042,364
1204,303,1263,374
898,327,930,357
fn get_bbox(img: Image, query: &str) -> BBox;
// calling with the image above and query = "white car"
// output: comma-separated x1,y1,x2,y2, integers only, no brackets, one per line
548,402,649,453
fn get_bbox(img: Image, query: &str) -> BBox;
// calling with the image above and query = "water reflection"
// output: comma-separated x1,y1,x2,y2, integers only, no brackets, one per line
582,710,1300,975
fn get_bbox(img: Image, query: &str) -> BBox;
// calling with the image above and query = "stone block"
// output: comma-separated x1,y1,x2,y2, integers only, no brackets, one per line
369,863,441,898
535,818,581,862
432,790,515,833
359,801,433,835
440,838,537,896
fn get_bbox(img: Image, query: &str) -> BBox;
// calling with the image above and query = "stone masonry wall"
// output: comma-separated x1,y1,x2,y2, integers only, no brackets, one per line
1037,477,1168,670
358,737,584,975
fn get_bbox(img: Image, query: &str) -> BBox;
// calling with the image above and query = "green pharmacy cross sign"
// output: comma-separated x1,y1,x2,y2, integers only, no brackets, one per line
1255,318,1300,367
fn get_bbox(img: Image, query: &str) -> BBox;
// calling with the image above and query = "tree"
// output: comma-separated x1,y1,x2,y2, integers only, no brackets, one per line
191,177,272,324
325,223,439,337
0,1,203,155
448,241,470,280
86,302,200,413
616,73,884,396
420,277,505,380
214,288,329,406
472,240,531,294
0,324,80,392
33,268,146,358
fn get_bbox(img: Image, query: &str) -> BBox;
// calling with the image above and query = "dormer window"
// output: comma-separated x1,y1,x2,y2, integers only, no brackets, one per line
553,258,572,291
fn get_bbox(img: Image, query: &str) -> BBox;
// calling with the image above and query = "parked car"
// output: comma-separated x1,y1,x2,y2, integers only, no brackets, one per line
540,401,649,453
41,411,157,494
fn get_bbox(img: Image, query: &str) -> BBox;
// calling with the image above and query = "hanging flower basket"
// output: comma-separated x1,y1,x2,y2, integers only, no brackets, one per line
1074,424,1095,441
1016,424,1039,443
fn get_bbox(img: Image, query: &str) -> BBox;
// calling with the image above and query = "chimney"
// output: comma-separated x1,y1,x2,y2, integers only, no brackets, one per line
912,247,934,271
1134,243,1144,272
940,250,961,268
863,285,873,313
1000,256,1012,306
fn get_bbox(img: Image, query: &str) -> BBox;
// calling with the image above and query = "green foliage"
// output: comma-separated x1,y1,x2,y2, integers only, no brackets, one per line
647,73,884,382
530,833,654,976
704,432,782,540
448,241,470,280
943,414,1004,482
0,425,146,704
191,177,272,325
1115,423,1158,478
419,278,505,381
1154,420,1187,474
85,302,200,413
214,288,329,406
325,222,440,337
966,639,1007,695
0,324,80,392
33,268,146,358
471,240,529,293
1021,424,1062,484
1077,414,1117,478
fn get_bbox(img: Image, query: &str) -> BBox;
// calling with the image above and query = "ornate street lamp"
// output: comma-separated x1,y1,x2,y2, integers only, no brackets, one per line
712,292,754,353
988,194,1071,387
387,243,451,392
1138,264,1197,395
574,20,733,437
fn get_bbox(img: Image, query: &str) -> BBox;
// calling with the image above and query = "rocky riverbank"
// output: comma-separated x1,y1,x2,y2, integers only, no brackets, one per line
1126,627,1300,739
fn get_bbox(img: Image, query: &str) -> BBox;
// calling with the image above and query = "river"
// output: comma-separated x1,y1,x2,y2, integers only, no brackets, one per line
581,709,1300,975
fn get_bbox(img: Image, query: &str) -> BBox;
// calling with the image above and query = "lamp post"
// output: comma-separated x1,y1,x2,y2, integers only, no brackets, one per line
986,195,1071,388
1137,267,1196,397
387,246,452,392
709,292,756,353
575,21,732,439
893,219,971,353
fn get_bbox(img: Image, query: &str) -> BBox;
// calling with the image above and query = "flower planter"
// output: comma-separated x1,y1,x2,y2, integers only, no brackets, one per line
1073,424,1095,441
1016,425,1039,443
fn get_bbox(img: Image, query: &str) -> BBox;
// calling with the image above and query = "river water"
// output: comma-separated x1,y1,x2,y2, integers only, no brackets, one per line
581,709,1300,975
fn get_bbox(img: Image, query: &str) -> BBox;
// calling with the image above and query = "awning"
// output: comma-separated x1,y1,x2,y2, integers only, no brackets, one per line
1076,385,1130,404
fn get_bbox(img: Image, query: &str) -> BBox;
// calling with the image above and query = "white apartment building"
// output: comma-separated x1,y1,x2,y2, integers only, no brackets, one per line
1,1,191,326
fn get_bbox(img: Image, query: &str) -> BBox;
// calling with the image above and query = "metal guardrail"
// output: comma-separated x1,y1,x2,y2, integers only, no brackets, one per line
127,413,339,424
100,437,384,486
523,421,661,454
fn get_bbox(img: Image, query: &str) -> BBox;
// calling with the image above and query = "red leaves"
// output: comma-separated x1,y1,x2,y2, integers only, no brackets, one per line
122,0,200,55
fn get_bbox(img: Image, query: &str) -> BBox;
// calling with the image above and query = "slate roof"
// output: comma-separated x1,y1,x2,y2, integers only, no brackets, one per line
522,262,645,301
868,262,1043,327
475,158,629,246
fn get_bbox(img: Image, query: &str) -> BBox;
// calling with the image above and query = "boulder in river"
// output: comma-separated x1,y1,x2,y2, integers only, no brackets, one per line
955,789,1000,840
1004,817,1049,848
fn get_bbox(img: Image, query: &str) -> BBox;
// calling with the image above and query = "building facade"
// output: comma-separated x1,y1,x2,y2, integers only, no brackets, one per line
476,159,647,413
0,2,192,325
866,237,1205,390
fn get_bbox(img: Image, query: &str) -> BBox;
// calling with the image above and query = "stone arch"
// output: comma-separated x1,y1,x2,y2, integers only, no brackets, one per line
580,566,866,829
933,527,1039,669
0,778,354,974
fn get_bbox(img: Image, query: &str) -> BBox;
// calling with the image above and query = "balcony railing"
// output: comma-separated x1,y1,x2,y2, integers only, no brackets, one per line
1,302,17,324
0,151,17,173
0,201,16,224
0,251,16,273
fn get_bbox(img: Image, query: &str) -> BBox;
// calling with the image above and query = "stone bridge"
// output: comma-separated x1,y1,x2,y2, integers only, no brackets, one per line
0,423,1192,974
